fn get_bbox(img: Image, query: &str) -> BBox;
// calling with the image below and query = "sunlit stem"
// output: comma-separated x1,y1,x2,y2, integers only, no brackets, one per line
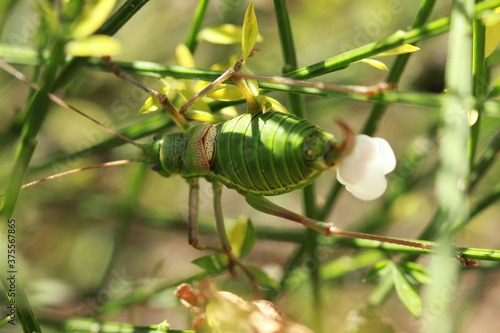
331,230,434,250
233,72,397,96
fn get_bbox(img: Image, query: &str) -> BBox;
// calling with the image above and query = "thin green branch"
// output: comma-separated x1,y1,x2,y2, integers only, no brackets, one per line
184,0,210,53
422,0,474,330
273,1,322,331
470,3,487,171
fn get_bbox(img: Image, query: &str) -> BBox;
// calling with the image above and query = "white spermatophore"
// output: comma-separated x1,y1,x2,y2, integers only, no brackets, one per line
336,135,396,201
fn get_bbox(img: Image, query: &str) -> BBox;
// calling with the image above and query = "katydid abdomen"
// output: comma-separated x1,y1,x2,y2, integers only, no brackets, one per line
212,111,342,195
147,111,347,196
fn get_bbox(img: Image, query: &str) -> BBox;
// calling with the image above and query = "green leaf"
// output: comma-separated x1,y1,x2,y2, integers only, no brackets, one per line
65,35,122,56
155,320,171,332
239,218,256,258
248,266,280,289
227,217,247,258
198,24,242,44
392,263,421,318
363,259,391,282
226,216,255,259
367,270,394,307
400,261,433,284
71,0,117,39
241,2,258,59
192,255,226,274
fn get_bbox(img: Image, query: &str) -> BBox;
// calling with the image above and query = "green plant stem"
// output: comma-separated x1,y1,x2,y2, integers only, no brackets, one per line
65,317,193,333
0,35,66,333
422,0,474,331
0,2,152,331
273,1,323,331
273,0,298,74
470,2,487,172
184,0,210,53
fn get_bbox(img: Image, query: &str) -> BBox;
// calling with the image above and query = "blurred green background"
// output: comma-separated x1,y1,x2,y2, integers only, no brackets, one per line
1,0,500,332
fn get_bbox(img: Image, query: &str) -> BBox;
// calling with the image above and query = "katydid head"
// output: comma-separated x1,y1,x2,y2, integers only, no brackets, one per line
144,122,218,179
302,120,355,170
142,138,171,177
322,120,356,168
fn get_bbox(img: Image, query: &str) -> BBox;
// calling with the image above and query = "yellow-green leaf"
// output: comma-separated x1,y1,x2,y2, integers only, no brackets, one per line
137,96,161,115
258,96,289,114
71,0,117,39
65,35,122,56
242,2,258,59
207,87,243,101
176,44,195,68
359,58,389,71
137,87,169,115
373,44,420,57
484,8,500,57
184,110,227,123
198,24,242,44
226,217,249,258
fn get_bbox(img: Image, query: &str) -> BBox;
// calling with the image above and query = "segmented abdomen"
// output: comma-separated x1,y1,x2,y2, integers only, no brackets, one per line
211,111,331,196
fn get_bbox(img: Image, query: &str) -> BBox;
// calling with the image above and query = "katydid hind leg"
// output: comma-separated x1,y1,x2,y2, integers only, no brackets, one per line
245,194,432,250
245,193,336,235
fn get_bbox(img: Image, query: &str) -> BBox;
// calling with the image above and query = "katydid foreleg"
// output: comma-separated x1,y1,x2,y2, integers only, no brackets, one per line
186,177,259,292
212,182,259,293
